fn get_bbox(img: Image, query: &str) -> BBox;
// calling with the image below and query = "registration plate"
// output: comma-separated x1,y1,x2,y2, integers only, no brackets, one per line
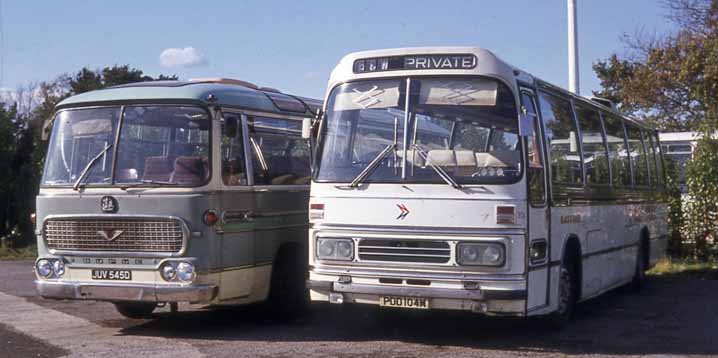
91,269,132,281
379,296,430,309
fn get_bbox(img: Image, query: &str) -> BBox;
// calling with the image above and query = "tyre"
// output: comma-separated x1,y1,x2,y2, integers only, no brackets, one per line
266,247,308,320
629,241,647,291
114,302,157,319
545,254,577,329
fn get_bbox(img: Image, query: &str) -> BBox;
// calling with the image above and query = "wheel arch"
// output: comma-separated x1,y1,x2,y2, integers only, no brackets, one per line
560,234,583,300
640,226,650,269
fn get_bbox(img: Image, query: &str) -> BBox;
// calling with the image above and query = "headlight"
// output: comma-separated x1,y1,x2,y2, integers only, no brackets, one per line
36,259,53,278
457,243,505,266
161,263,177,281
52,260,65,277
316,238,354,261
176,262,196,282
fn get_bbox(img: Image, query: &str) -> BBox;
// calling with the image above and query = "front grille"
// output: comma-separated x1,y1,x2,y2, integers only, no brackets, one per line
44,217,185,254
358,239,451,264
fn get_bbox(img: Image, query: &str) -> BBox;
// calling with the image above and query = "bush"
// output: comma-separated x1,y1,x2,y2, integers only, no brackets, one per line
682,124,718,260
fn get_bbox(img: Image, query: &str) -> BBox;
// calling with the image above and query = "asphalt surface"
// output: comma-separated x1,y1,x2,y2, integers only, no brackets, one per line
2,260,717,358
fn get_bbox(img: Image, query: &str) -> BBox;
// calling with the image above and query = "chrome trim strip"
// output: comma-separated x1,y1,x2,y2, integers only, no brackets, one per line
42,214,190,258
312,223,526,236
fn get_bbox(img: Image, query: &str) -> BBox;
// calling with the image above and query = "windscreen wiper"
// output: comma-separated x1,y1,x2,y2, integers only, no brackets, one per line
412,145,462,189
72,144,113,191
349,144,397,187
349,117,399,188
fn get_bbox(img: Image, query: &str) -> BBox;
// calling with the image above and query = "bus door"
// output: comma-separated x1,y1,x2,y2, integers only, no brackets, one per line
217,112,256,300
521,89,551,312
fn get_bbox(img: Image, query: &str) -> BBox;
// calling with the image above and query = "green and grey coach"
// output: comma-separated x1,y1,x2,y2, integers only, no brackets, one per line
34,78,320,318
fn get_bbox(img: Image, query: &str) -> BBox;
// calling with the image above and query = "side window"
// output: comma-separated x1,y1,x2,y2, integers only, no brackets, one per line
574,104,609,186
522,92,545,206
538,91,582,186
625,123,649,187
249,116,311,185
602,114,631,187
649,132,664,190
221,114,247,186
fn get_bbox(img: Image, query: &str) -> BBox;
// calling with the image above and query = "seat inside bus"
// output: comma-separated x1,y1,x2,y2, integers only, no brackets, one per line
143,156,172,182
170,156,206,184
423,149,519,174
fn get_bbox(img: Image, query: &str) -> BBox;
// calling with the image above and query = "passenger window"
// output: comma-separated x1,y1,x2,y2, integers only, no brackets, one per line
625,123,650,187
249,116,311,185
601,114,631,187
221,114,247,186
648,132,664,189
574,104,609,186
538,91,582,186
522,92,545,206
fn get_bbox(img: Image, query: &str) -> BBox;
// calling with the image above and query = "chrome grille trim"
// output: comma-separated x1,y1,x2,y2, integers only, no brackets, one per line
42,215,189,258
358,239,451,264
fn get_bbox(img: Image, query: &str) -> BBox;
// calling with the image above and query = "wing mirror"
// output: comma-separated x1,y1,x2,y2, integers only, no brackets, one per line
224,115,239,138
302,118,312,140
518,107,534,137
41,117,54,141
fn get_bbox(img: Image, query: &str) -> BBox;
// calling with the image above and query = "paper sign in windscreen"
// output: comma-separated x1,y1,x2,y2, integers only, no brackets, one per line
333,82,400,111
419,79,498,106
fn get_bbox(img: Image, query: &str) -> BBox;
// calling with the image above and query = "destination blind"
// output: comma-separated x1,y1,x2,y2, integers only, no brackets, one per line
354,54,477,73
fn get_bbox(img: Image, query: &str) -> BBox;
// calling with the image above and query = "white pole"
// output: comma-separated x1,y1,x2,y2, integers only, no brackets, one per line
568,0,579,94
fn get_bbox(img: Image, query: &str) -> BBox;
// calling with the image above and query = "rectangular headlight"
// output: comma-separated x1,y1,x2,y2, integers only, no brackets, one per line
316,238,354,261
457,243,505,266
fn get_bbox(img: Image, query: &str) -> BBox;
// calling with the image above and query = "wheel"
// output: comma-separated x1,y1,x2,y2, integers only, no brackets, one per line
545,255,577,329
114,302,157,319
629,242,647,291
266,247,308,320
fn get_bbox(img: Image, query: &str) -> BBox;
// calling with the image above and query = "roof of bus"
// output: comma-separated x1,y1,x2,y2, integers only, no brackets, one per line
328,46,657,131
659,131,701,142
328,47,520,91
56,80,322,116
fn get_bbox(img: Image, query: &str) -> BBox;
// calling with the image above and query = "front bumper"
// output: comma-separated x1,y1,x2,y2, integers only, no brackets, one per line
35,280,218,303
308,273,527,316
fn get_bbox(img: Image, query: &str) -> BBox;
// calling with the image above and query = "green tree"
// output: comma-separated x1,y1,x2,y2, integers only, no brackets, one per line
592,0,718,132
70,65,178,95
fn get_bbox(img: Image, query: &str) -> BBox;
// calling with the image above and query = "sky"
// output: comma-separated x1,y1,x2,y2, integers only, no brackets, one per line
1,1,675,100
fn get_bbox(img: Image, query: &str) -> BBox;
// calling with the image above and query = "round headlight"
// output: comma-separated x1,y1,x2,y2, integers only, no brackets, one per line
483,245,503,265
336,240,354,259
161,263,177,281
36,259,53,278
460,245,479,262
52,260,65,277
318,240,336,258
176,262,196,282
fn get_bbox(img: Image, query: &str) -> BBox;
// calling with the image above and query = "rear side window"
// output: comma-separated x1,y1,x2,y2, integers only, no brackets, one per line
602,114,631,187
538,91,582,186
649,132,664,190
574,104,609,186
625,123,650,187
248,117,311,185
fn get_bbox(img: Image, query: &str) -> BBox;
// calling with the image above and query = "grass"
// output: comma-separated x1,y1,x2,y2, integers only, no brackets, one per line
0,245,38,261
648,257,718,279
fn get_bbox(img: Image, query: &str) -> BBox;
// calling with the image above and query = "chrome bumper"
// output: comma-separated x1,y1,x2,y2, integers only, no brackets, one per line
307,280,526,301
35,280,218,303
